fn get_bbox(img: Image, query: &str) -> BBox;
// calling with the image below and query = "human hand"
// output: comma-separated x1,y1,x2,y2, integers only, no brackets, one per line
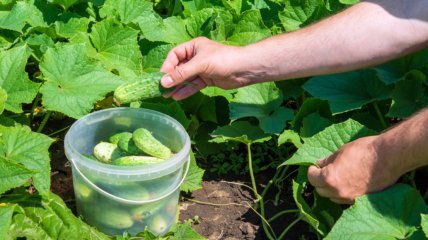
307,136,402,204
160,37,257,100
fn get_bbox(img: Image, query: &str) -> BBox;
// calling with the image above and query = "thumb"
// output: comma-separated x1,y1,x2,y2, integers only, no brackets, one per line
161,58,203,88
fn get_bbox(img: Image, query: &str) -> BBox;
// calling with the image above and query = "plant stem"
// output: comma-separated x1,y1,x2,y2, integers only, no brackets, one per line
268,209,300,222
246,143,276,240
373,102,387,129
277,215,303,240
48,125,70,137
37,111,52,133
247,143,259,198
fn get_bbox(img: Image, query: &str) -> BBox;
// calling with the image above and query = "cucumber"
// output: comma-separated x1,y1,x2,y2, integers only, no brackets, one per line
93,142,124,163
73,178,93,200
109,132,130,144
131,202,163,221
95,208,134,229
113,72,169,105
132,128,172,160
112,156,164,166
116,133,144,155
147,215,170,234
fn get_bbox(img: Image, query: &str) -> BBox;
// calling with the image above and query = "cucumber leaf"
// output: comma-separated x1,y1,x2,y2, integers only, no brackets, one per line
326,184,428,240
230,82,293,134
283,119,376,166
0,46,40,113
387,74,427,118
39,44,123,119
90,19,143,80
0,204,14,240
304,69,393,114
180,151,205,193
0,126,54,195
210,121,271,144
2,192,110,240
100,0,153,24
421,214,428,238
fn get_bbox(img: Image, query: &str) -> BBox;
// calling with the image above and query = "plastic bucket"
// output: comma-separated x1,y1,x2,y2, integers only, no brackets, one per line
64,108,190,236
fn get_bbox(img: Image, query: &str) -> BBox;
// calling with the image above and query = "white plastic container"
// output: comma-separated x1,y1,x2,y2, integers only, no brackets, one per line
64,108,190,236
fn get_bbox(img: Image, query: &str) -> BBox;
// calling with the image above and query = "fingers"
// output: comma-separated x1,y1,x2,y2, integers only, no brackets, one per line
307,165,327,188
169,78,207,100
160,39,197,73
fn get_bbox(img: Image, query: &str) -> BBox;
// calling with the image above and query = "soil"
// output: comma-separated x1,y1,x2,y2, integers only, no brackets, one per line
49,134,316,240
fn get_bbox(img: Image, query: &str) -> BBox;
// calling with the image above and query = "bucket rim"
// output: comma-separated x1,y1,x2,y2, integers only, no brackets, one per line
64,107,191,176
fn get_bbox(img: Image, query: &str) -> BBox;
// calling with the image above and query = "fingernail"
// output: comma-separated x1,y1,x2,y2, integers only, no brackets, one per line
162,76,174,87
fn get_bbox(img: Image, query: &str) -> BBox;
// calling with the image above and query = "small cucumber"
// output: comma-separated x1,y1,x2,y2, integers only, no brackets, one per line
116,133,144,155
133,128,172,160
113,72,170,105
95,208,134,229
93,142,124,163
109,132,131,144
131,202,163,221
147,215,170,234
112,156,164,166
73,178,93,200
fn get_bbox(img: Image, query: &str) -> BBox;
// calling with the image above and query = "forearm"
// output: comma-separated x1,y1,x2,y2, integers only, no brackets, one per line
239,0,428,82
377,108,428,175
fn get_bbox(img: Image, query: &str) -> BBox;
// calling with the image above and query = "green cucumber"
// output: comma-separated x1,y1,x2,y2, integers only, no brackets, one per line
93,142,124,163
131,202,163,221
147,215,170,234
95,208,134,229
109,132,130,144
116,132,144,155
73,178,93,200
112,156,164,166
132,128,172,160
113,72,170,105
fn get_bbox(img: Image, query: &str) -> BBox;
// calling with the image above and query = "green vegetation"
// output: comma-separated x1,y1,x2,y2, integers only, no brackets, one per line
1,0,428,239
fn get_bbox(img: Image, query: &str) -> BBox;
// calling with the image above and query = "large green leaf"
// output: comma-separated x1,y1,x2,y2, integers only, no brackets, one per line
279,0,324,31
39,44,123,119
201,87,237,101
0,1,47,32
136,14,191,44
283,119,376,166
230,82,293,133
387,75,427,118
210,121,271,144
0,46,40,113
100,0,153,24
300,112,332,138
186,8,215,38
54,12,90,39
90,19,143,80
3,192,110,240
291,98,331,132
142,43,175,72
326,184,428,240
0,126,54,195
421,214,428,238
227,10,271,45
304,70,393,114
375,49,428,85
278,129,302,148
0,204,14,240
0,159,34,195
180,151,205,193
0,88,6,114
182,92,217,123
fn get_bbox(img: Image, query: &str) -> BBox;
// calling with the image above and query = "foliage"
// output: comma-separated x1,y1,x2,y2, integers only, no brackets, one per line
1,0,428,239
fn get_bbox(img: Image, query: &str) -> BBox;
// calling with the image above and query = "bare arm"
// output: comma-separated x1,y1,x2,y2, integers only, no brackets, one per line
245,0,428,82
161,0,428,100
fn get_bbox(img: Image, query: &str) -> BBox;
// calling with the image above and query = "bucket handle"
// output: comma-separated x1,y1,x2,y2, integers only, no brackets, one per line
73,157,190,205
